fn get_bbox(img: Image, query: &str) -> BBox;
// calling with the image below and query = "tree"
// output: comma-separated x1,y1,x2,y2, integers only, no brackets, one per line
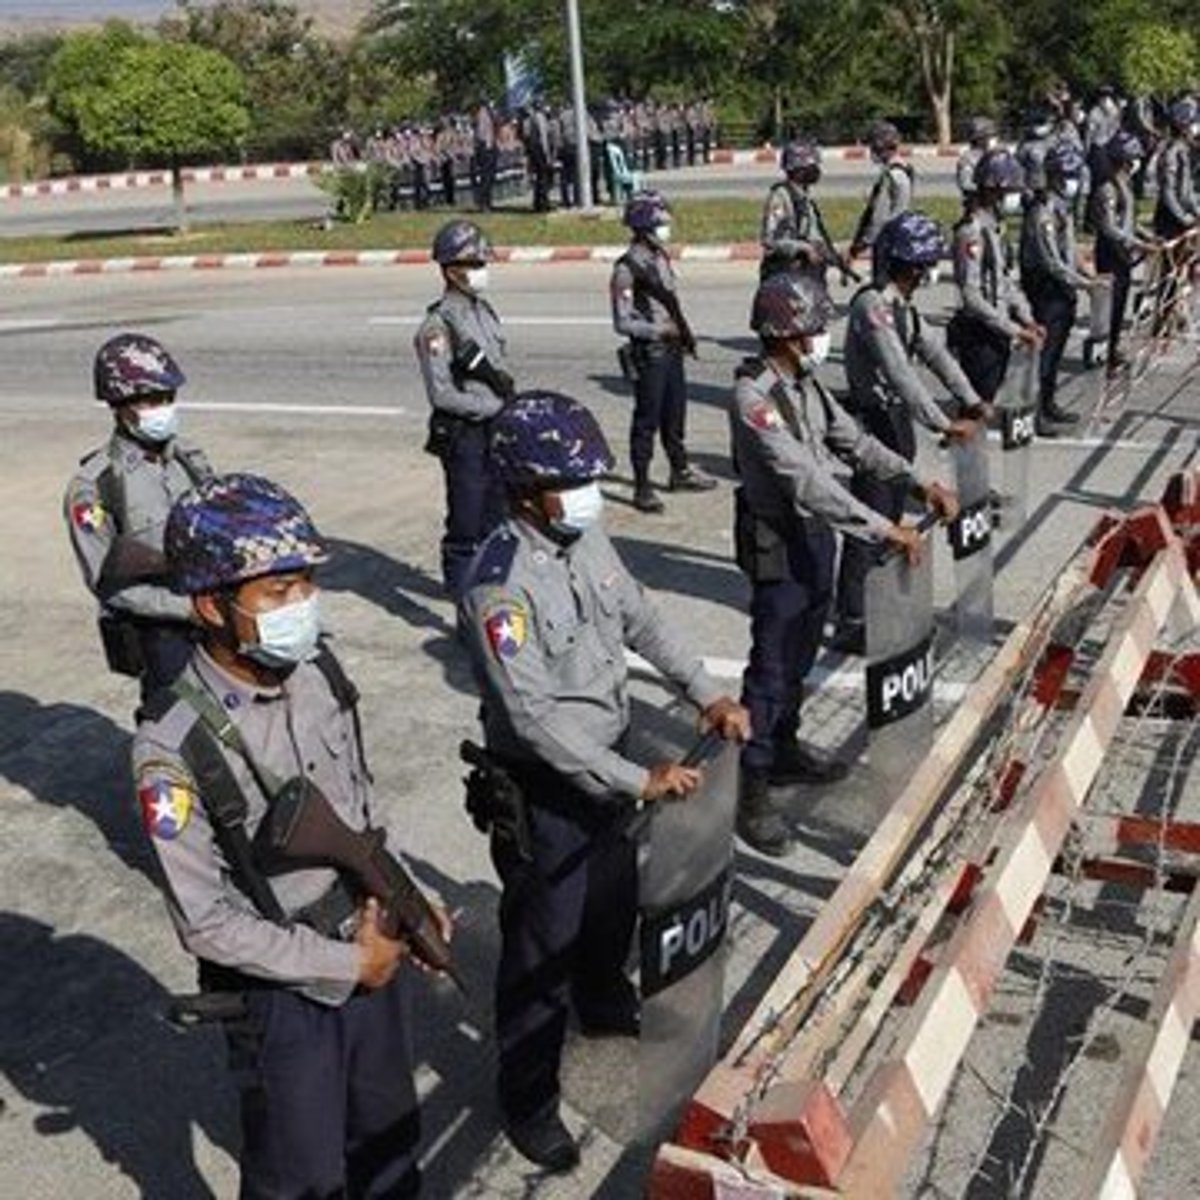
70,41,250,232
1120,24,1197,99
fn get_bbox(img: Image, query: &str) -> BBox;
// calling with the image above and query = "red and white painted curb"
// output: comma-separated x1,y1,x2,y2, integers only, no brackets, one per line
1,144,965,201
0,242,762,279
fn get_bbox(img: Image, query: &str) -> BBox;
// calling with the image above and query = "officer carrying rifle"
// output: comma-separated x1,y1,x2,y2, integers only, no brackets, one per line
134,472,450,1198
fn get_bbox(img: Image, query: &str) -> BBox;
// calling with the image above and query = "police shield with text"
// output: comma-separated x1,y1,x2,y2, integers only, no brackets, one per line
730,273,957,856
415,219,515,598
134,473,449,1198
65,333,213,711
458,392,747,1172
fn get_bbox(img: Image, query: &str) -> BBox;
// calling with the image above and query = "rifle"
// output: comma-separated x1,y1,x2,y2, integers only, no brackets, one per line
97,536,169,598
261,777,464,993
451,337,516,401
623,255,697,356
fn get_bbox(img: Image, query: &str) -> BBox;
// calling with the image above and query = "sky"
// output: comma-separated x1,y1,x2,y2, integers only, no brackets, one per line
0,1,194,17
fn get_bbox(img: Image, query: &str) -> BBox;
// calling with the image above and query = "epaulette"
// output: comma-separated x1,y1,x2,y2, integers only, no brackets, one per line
469,528,519,588
76,445,109,474
734,356,769,381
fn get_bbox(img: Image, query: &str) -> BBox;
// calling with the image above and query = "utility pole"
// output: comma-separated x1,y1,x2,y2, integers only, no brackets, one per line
565,0,593,209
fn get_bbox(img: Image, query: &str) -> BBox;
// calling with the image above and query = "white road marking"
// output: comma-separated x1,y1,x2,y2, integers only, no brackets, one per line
185,401,405,417
369,314,612,327
0,317,61,331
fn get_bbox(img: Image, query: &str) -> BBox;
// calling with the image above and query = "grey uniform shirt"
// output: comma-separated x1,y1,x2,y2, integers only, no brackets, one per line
610,240,678,344
460,520,723,801
956,146,984,197
854,161,913,249
732,359,929,544
1156,139,1199,229
845,284,980,430
132,650,374,1006
1020,193,1090,290
760,181,838,270
65,430,210,623
952,210,1033,338
414,286,508,421
1094,176,1139,262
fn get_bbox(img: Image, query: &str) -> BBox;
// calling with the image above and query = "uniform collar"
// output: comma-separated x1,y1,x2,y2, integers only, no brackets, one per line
513,514,582,563
109,426,174,470
194,646,286,709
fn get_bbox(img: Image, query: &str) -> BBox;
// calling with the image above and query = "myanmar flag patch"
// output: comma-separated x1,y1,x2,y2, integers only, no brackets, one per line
138,776,194,841
483,601,528,660
71,500,107,533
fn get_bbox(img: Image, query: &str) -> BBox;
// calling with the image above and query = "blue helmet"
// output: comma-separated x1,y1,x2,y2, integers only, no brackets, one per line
166,473,328,595
874,211,947,276
1045,141,1086,182
751,272,834,339
966,115,997,146
781,138,821,178
1106,130,1144,166
432,219,492,266
93,333,185,405
623,189,670,234
867,119,900,155
490,391,614,489
973,149,1024,193
1168,97,1198,132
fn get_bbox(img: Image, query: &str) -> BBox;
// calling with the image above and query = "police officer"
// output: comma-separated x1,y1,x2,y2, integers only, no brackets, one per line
1016,104,1056,199
611,189,716,513
732,274,958,855
473,99,498,211
849,120,914,264
759,138,850,285
134,472,446,1198
948,149,1045,406
1154,98,1199,239
458,392,748,1170
1020,142,1097,433
956,116,998,201
1092,131,1157,375
65,333,213,710
830,212,983,654
415,219,515,598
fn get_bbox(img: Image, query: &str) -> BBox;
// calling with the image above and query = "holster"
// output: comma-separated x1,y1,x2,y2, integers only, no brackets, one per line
734,486,789,583
97,613,145,677
460,741,533,863
860,401,916,462
424,410,465,458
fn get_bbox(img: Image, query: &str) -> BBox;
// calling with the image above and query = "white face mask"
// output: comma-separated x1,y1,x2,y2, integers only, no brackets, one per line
923,263,942,287
132,403,179,444
801,331,832,371
653,223,672,244
1062,178,1081,199
551,481,604,537
1128,160,1142,177
985,136,999,152
464,265,490,292
238,592,322,668
1000,192,1023,216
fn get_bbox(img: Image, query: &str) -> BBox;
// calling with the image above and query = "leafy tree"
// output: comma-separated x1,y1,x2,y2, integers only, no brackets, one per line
1120,24,1197,99
70,41,250,231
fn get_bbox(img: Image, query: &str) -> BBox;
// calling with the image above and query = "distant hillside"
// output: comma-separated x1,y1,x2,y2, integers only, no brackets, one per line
0,2,375,41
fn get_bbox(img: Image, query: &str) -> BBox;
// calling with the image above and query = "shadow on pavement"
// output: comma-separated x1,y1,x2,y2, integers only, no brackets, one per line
613,534,747,615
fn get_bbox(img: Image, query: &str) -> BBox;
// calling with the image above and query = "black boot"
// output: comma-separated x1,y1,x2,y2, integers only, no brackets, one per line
1041,398,1079,425
633,479,664,513
769,740,851,786
503,1105,580,1172
668,465,718,492
736,769,794,857
827,620,866,656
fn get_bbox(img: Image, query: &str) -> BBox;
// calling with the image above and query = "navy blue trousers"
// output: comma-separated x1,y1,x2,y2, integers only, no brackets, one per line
440,423,505,600
225,975,420,1199
630,346,689,483
491,781,636,1125
741,522,836,772
1026,280,1076,405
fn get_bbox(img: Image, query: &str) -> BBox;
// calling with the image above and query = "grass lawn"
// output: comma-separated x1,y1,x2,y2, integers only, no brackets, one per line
0,195,968,263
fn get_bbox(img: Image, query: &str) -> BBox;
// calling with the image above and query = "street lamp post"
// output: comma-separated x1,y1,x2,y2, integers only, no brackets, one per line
565,0,593,209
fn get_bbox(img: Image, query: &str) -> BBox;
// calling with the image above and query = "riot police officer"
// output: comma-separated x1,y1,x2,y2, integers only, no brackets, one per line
415,219,515,598
610,189,716,513
65,333,213,711
732,274,958,855
849,120,914,264
948,149,1045,405
759,138,851,284
134,472,446,1198
459,392,747,1170
1020,142,1097,433
1154,97,1199,240
956,116,998,201
1092,131,1157,375
830,212,983,655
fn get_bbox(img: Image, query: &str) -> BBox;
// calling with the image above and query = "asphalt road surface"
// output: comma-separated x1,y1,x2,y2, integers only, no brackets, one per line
0,261,1196,1198
0,157,961,240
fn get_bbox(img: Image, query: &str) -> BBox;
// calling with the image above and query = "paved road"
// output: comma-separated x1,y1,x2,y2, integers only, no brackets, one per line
0,262,1196,1198
0,158,961,240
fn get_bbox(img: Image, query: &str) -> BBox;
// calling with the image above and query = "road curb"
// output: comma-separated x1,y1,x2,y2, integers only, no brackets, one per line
1,144,966,201
0,242,764,278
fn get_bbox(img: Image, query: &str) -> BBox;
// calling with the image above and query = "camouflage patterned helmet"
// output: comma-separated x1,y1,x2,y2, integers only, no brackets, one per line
623,189,671,233
432,219,492,266
966,115,997,146
750,272,835,339
166,473,328,595
781,138,821,177
1168,96,1198,132
973,148,1025,193
490,391,614,489
93,333,186,405
1045,140,1086,182
867,119,901,154
874,211,947,275
1106,130,1144,167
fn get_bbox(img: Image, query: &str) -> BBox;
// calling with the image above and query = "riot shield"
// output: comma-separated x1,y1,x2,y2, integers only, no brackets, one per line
863,517,936,791
995,343,1039,528
637,732,738,1142
947,426,995,642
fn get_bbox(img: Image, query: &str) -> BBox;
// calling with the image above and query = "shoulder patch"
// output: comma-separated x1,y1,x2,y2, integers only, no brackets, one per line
867,303,894,329
481,598,528,660
137,765,196,841
70,498,108,533
422,325,449,357
747,400,781,430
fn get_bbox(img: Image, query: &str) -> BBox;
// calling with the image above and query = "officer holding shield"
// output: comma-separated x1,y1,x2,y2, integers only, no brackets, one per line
458,392,747,1171
731,274,957,856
